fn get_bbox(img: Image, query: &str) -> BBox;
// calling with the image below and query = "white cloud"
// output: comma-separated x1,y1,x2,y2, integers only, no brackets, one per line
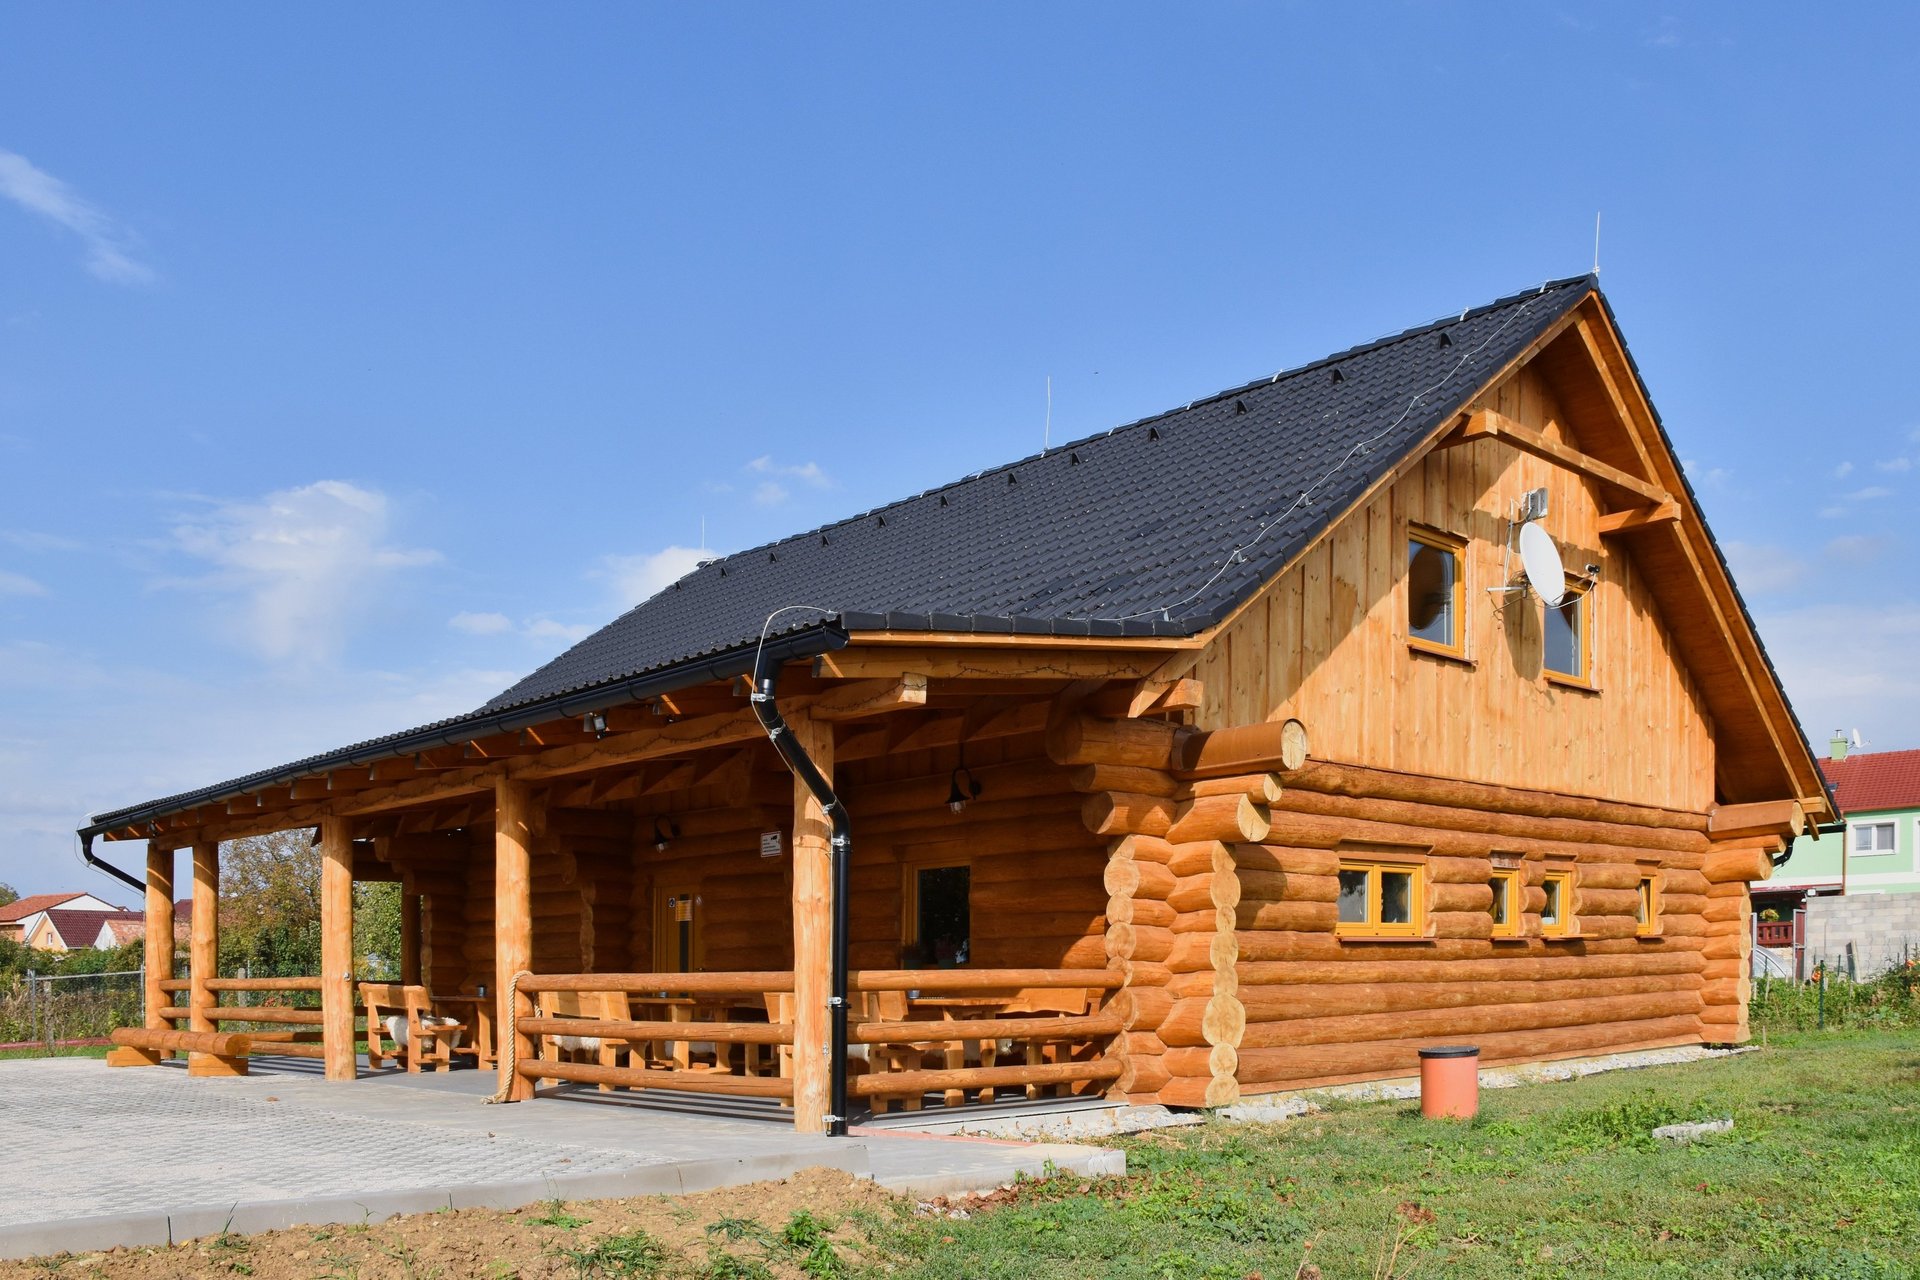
0,149,153,284
1756,603,1920,750
1844,485,1893,502
0,569,45,597
163,480,440,665
449,610,593,644
1722,541,1806,595
449,610,512,635
523,618,594,643
1824,534,1889,564
1,529,82,552
746,456,830,487
1875,457,1913,473
743,456,831,504
1833,460,1855,479
599,545,713,606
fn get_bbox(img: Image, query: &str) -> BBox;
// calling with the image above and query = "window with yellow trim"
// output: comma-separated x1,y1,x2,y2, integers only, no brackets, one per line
1407,527,1466,656
1636,875,1660,936
1336,859,1425,937
1488,868,1520,938
1540,870,1574,937
1544,579,1591,685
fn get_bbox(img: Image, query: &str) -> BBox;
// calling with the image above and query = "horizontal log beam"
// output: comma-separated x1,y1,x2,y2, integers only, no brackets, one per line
518,1059,795,1098
1453,408,1672,507
850,1058,1119,1098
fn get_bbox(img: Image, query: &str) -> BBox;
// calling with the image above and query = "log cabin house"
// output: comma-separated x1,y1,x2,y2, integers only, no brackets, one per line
80,274,1834,1133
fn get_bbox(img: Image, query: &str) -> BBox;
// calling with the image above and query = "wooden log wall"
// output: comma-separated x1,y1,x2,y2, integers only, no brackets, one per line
1190,362,1717,815
1049,713,1236,1108
1204,756,1713,1094
839,728,1108,974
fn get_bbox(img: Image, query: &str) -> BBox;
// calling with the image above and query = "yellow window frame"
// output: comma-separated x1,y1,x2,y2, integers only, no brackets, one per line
1407,526,1468,659
1336,858,1427,938
1540,870,1574,938
1636,874,1661,936
1489,868,1521,938
1544,576,1594,688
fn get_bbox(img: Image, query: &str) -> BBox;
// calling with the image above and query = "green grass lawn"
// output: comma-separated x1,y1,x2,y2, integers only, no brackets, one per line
858,1031,1920,1280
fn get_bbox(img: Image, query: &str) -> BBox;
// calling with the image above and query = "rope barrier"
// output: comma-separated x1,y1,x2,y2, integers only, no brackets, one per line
483,969,531,1105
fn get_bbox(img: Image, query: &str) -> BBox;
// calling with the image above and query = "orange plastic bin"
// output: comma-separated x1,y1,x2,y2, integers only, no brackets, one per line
1417,1045,1480,1119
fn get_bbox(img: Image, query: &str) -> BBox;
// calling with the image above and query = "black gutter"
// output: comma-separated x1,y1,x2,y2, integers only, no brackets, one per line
78,623,850,841
81,833,147,895
750,644,851,1137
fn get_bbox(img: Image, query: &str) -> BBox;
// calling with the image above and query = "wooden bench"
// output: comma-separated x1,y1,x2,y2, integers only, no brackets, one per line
361,983,471,1073
109,1027,254,1076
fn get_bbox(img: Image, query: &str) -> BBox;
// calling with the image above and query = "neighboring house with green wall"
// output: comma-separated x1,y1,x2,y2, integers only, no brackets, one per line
1765,740,1920,899
1756,739,1920,976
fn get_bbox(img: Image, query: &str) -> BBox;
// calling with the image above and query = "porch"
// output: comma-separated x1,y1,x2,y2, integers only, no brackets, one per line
99,666,1178,1129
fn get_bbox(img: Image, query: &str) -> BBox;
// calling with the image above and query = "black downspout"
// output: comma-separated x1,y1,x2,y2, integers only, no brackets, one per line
81,832,148,896
750,650,850,1137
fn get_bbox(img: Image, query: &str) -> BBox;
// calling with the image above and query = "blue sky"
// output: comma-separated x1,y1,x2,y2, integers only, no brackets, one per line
2,4,1916,902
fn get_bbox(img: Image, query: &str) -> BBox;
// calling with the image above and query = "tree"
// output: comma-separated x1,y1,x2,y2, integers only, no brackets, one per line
0,882,17,909
211,830,397,979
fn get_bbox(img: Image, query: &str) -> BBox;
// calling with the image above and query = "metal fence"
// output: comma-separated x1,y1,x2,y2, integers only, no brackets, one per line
0,969,145,1049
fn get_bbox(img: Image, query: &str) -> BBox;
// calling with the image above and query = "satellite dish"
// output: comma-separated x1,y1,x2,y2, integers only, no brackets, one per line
1518,521,1567,607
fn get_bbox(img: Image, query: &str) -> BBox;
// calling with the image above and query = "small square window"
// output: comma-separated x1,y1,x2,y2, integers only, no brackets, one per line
1851,822,1896,856
1489,869,1520,938
1544,583,1590,684
1636,875,1660,936
1541,870,1574,937
1337,859,1425,937
1407,528,1466,656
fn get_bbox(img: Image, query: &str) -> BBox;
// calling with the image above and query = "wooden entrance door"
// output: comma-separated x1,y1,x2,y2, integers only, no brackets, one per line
653,885,702,973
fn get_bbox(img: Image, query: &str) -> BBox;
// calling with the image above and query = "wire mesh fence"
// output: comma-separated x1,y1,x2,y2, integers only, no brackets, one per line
0,968,145,1049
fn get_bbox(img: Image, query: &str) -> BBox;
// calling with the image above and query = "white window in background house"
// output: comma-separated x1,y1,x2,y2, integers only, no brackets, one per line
1850,821,1896,856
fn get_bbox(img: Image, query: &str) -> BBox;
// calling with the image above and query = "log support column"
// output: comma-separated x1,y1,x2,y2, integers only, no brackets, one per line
184,841,225,1076
789,712,833,1133
1701,839,1776,1045
400,888,422,987
496,773,535,1101
319,816,357,1081
110,846,177,1067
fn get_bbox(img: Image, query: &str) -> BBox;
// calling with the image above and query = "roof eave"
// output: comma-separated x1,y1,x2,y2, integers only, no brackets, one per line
79,621,851,841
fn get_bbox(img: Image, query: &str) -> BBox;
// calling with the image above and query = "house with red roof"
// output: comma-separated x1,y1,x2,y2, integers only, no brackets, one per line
0,892,121,947
1763,738,1920,903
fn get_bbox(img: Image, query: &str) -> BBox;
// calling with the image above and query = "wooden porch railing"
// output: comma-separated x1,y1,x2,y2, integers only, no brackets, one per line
511,971,798,1099
113,975,328,1068
505,968,1123,1112
1756,919,1794,948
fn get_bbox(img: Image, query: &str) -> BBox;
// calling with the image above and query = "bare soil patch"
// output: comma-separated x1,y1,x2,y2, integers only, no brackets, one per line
4,1167,899,1279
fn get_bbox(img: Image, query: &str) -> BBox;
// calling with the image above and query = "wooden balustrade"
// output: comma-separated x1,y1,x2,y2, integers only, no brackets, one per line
1756,920,1794,948
505,966,1124,1112
138,975,329,1067
511,971,799,1099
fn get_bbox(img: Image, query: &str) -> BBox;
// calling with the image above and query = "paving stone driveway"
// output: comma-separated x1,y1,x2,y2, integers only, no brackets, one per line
0,1057,836,1227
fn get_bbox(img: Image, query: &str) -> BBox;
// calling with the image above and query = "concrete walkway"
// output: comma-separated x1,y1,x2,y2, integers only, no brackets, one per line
0,1057,1121,1258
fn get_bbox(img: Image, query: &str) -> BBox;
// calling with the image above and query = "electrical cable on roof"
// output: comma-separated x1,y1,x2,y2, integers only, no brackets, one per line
1079,288,1553,626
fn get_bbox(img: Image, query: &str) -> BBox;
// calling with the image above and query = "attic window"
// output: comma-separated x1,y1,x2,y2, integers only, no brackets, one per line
1407,526,1466,658
1544,580,1591,686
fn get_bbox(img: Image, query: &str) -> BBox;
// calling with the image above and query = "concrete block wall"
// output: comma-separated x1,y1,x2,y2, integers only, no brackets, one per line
1802,891,1920,977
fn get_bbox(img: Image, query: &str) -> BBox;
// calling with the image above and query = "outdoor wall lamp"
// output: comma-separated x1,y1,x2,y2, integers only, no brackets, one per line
947,765,981,814
583,711,608,738
652,817,678,851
